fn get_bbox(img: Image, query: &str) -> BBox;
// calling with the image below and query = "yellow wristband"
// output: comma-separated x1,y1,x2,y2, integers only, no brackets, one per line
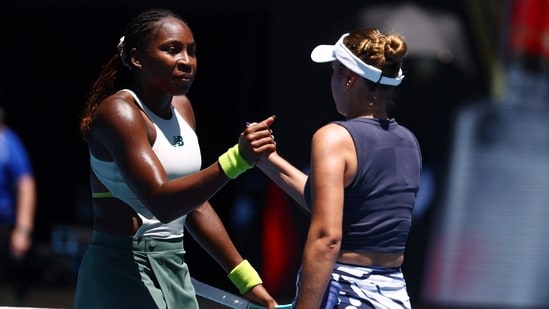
218,144,254,179
227,259,263,294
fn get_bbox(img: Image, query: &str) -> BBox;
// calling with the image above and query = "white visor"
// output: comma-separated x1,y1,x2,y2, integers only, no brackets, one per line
310,33,404,86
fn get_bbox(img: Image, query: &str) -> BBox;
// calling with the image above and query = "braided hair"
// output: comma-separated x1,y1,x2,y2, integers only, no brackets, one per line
80,8,187,140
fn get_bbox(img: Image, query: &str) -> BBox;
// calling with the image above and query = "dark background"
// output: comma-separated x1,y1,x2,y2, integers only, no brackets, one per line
0,0,495,307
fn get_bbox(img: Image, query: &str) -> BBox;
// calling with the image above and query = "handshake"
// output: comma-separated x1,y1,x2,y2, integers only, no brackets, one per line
219,115,276,179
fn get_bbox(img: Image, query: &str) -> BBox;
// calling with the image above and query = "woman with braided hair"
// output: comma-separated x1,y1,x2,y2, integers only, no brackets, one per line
74,8,277,309
256,28,421,308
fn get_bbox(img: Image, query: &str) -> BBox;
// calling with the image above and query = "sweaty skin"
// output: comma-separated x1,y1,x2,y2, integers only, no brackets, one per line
77,11,278,309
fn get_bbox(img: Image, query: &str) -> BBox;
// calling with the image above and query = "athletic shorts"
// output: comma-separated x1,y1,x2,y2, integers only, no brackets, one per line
74,231,198,309
294,262,411,309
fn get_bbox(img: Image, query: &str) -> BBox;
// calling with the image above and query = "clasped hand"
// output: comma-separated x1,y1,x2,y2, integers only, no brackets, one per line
238,115,276,164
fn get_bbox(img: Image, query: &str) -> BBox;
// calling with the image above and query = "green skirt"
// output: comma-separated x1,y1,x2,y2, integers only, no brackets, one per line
74,231,198,309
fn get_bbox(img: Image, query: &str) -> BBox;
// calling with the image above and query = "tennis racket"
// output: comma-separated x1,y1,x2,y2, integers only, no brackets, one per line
191,277,292,309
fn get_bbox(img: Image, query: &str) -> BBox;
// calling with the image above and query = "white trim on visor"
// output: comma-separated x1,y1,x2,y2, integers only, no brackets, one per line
310,33,404,86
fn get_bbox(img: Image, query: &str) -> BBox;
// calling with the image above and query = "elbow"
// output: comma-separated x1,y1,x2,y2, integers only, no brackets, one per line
320,236,341,260
314,230,342,254
326,235,342,252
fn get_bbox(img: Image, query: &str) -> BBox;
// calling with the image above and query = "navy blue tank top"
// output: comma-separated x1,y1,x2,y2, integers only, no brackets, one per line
304,118,421,253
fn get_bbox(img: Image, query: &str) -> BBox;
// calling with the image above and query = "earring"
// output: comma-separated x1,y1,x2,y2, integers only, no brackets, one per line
345,80,351,89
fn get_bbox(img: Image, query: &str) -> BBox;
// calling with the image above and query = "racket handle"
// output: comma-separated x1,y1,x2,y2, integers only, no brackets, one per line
248,304,293,309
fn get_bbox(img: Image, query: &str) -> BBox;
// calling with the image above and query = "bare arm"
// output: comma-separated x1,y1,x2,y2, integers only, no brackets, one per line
294,124,352,309
11,174,36,259
185,202,243,272
256,151,309,211
89,93,276,222
186,202,278,309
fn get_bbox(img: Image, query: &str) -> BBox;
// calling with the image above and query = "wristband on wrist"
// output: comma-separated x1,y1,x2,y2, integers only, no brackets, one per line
227,259,263,294
218,144,254,179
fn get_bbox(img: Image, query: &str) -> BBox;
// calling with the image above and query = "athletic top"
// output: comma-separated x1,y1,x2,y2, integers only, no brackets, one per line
304,118,421,253
0,127,33,225
90,89,202,239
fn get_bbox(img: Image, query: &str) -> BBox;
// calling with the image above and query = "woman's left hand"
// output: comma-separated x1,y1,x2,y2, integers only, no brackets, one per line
243,284,279,309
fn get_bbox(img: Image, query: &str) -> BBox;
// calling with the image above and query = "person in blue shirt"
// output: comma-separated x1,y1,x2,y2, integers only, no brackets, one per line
0,105,37,302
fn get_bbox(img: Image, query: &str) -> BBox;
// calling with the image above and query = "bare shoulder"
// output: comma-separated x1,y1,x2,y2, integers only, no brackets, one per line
312,122,352,148
89,91,148,147
312,122,356,185
95,91,142,123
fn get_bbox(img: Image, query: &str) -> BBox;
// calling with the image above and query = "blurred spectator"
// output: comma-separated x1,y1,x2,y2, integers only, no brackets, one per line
0,104,37,304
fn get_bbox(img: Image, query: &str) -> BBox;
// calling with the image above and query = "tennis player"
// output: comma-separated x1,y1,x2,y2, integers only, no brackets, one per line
257,28,421,309
74,8,278,309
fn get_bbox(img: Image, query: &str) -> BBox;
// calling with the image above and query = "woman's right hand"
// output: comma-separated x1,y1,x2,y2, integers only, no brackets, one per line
239,115,276,164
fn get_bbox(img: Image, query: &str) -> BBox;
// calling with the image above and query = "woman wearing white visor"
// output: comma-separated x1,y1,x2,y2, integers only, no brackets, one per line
256,28,421,309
